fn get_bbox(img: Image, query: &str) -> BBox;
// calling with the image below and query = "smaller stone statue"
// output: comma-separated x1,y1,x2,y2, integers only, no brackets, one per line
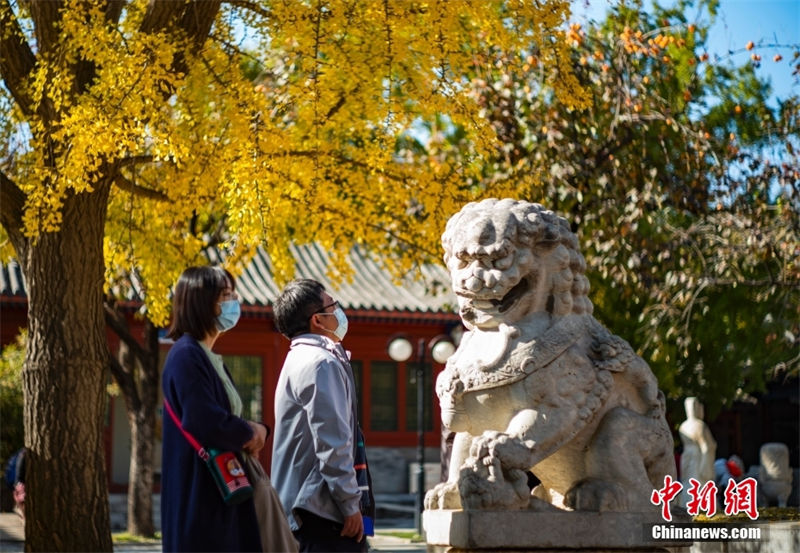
678,397,716,508
759,442,792,507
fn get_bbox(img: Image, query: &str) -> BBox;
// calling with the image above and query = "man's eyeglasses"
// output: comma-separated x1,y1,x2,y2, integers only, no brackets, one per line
314,301,339,314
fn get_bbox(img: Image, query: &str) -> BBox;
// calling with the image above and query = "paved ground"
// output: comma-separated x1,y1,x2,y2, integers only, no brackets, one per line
0,512,425,553
0,513,24,552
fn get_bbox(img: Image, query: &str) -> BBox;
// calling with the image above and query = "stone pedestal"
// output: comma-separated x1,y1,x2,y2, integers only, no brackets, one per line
424,509,691,552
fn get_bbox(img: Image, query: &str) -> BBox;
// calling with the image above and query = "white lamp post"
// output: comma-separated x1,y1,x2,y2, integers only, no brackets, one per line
387,333,455,535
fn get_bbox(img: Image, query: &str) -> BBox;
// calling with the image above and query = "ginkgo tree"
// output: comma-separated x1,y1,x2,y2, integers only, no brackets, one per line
0,0,586,549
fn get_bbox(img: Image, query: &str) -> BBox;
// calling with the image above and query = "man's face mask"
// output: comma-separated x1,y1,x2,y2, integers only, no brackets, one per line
316,303,348,340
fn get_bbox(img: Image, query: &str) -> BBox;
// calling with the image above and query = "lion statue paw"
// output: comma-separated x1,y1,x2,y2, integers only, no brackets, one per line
425,481,462,510
459,443,531,510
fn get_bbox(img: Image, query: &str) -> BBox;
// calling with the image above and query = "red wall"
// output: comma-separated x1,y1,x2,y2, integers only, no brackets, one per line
0,302,26,346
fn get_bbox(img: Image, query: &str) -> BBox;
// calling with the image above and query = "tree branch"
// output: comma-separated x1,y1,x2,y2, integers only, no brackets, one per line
593,125,635,171
105,299,141,412
104,301,151,370
118,155,155,169
207,215,229,248
113,173,170,202
29,0,65,56
325,93,348,120
178,1,221,51
221,0,271,18
281,150,412,183
108,351,141,414
139,1,221,96
0,169,27,257
139,1,221,49
701,277,800,289
104,0,125,25
0,0,37,116
139,0,185,35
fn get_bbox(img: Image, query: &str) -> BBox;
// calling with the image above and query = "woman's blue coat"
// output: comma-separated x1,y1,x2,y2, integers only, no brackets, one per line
161,334,261,552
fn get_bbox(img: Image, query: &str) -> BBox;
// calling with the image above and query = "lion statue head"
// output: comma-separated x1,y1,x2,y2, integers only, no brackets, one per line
442,199,593,330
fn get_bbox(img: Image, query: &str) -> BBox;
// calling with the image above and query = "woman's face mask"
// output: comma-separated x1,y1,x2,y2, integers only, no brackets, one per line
216,299,241,332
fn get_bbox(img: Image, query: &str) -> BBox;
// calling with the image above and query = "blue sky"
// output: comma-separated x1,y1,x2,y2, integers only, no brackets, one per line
572,0,799,103
706,0,799,101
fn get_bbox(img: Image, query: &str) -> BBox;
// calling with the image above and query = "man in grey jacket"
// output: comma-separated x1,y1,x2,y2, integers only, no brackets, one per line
272,279,369,552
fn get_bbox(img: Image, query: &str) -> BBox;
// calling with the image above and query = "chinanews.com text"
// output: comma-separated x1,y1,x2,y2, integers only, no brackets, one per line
647,523,763,542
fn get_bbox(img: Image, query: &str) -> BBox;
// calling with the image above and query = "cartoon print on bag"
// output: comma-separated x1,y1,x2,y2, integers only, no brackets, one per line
227,458,246,477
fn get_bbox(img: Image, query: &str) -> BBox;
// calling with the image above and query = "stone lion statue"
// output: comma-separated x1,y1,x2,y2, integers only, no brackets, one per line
426,199,676,513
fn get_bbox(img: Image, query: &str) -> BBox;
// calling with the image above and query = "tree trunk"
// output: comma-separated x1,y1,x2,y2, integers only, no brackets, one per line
127,407,156,537
123,322,159,537
22,187,112,552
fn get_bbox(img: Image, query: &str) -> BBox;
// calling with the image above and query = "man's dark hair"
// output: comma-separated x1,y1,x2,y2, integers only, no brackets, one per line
168,266,236,340
273,279,325,338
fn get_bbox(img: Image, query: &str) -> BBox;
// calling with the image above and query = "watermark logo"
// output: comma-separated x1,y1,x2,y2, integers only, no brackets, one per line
723,477,758,520
648,523,763,542
686,478,717,517
650,475,683,521
648,476,762,544
650,475,759,521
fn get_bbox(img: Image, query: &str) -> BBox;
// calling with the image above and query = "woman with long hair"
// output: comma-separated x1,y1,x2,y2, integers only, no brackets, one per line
160,266,266,552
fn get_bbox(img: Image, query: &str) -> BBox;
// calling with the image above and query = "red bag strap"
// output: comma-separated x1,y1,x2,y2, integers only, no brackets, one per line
163,399,210,461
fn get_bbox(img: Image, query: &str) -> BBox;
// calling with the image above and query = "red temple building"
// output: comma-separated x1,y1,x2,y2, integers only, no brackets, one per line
0,245,461,495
